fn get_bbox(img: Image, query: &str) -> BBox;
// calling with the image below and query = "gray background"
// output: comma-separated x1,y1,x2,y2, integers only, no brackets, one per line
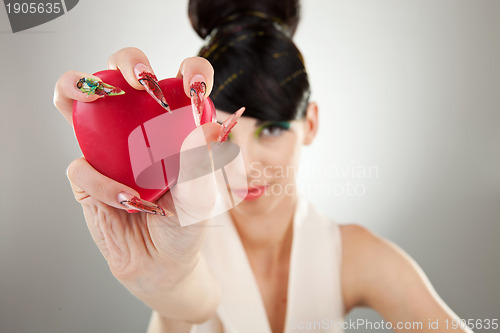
1,0,499,332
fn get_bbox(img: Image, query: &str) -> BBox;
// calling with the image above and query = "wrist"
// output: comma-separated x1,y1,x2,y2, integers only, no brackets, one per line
132,254,220,324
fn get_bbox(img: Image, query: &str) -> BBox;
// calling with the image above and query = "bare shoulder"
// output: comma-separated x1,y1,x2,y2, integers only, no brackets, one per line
339,224,388,313
339,223,428,311
339,224,397,264
338,224,466,332
340,224,437,314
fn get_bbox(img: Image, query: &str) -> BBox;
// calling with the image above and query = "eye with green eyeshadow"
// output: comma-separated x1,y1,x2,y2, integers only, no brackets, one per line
255,121,291,138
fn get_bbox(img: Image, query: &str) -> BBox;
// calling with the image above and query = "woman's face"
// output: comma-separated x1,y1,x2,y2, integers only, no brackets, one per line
216,103,317,217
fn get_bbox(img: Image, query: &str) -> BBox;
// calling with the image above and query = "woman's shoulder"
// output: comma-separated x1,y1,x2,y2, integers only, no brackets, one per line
338,223,392,313
338,223,405,272
338,223,391,286
338,222,439,316
339,223,379,246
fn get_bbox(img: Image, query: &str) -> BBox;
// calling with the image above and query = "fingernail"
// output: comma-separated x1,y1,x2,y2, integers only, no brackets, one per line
208,97,217,123
76,78,125,97
217,107,245,143
133,63,171,113
190,75,207,127
118,192,171,216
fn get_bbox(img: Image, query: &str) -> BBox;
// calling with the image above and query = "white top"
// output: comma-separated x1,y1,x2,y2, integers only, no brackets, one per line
191,197,345,333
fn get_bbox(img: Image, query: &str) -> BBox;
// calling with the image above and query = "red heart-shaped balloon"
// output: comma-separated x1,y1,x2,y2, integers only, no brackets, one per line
73,70,215,202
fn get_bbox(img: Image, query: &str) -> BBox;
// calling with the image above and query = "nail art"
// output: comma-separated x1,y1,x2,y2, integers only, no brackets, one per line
118,193,171,216
190,79,206,127
134,63,171,113
77,78,124,96
208,97,217,123
217,107,246,143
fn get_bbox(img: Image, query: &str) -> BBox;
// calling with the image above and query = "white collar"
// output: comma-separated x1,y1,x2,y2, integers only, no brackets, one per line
202,197,344,332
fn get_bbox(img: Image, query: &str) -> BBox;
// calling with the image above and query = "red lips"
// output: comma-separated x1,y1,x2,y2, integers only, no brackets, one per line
234,185,268,201
72,70,215,202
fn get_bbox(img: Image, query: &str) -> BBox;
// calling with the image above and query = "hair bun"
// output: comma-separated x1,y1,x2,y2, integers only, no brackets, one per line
188,0,301,39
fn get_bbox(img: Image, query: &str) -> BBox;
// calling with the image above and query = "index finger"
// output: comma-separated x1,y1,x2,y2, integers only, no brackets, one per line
107,47,154,90
176,57,214,98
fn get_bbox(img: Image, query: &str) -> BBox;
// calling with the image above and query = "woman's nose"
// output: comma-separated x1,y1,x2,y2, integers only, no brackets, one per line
225,135,258,176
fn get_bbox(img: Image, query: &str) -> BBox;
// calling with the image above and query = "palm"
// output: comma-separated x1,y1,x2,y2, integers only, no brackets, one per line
81,190,206,292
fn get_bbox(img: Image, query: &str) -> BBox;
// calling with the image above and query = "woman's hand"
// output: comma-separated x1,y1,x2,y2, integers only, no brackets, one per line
53,47,220,323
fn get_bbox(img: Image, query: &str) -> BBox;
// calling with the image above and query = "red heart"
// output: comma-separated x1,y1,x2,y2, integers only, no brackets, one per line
73,70,215,202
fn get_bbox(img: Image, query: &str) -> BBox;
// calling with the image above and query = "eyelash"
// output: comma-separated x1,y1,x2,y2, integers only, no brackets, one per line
256,122,291,138
219,122,291,141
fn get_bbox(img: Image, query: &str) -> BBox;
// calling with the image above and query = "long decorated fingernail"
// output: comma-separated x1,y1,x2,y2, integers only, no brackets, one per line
118,192,172,216
133,63,171,113
190,75,207,127
76,78,124,97
217,107,245,143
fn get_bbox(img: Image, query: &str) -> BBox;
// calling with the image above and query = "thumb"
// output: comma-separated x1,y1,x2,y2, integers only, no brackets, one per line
169,122,220,226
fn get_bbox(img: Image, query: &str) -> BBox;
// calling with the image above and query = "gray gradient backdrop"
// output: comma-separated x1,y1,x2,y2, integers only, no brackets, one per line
1,1,499,332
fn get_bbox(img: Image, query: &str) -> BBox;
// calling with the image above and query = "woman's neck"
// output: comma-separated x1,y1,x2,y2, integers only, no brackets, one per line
229,195,297,265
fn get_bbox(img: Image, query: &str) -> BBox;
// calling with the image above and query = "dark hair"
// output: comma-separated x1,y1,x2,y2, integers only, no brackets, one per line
188,0,310,121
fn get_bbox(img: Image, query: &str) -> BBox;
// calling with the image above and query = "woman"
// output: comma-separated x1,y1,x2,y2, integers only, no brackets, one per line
53,0,474,332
